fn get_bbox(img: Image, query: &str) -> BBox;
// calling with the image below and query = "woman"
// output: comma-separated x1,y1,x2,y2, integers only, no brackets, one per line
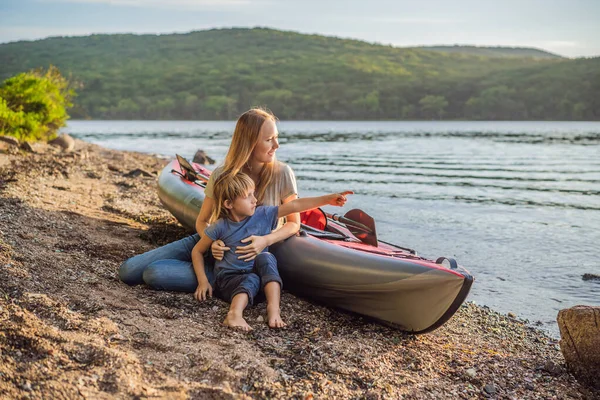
118,108,300,292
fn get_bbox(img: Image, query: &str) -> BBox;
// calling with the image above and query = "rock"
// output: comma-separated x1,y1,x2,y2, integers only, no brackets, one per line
48,134,75,152
124,168,154,178
508,312,516,318
20,141,35,152
21,381,32,391
107,164,122,173
0,135,19,147
483,384,496,395
20,141,51,154
192,150,216,165
557,306,600,388
86,171,102,179
0,136,20,153
582,273,600,282
108,334,127,343
539,360,564,376
465,368,477,378
364,391,380,400
256,315,264,322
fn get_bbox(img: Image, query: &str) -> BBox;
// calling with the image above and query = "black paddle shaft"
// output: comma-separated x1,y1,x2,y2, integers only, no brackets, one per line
329,213,373,233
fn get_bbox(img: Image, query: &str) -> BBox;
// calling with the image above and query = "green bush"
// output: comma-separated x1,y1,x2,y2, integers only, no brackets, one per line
0,66,74,141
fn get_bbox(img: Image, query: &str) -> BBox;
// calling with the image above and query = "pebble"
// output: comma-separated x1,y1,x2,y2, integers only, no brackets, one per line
211,306,219,312
540,360,563,376
483,384,496,395
257,315,264,322
48,134,75,152
466,368,477,378
508,312,516,318
21,381,32,391
124,168,154,178
108,333,127,343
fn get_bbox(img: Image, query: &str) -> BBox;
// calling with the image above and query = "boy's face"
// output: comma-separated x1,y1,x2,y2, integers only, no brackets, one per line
231,187,258,218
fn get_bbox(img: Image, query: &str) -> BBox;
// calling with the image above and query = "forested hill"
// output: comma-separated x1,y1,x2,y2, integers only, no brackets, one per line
416,45,562,59
0,28,598,120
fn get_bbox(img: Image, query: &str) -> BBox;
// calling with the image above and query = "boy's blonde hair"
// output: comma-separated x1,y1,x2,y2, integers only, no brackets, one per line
217,107,278,204
210,172,256,223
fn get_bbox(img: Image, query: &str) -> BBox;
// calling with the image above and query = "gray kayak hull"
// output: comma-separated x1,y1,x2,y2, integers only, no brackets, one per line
158,159,473,333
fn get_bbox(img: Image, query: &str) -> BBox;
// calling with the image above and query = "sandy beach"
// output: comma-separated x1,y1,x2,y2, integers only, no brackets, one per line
0,140,597,399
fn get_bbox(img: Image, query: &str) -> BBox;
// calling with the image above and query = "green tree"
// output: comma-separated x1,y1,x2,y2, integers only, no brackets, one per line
401,104,416,119
419,95,448,119
203,95,237,119
465,86,524,120
0,66,74,141
255,89,294,118
572,102,587,119
352,90,380,116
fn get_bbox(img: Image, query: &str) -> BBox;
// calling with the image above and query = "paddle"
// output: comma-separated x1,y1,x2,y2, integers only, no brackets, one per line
326,208,378,247
175,154,209,184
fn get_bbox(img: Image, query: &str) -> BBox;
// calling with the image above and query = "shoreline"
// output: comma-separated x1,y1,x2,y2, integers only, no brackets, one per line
0,140,596,398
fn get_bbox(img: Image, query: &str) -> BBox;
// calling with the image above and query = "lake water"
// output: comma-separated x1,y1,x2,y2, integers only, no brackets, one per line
64,120,600,336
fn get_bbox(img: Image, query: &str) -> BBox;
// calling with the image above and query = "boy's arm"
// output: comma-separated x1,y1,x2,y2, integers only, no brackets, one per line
277,191,353,218
237,195,301,261
192,235,214,301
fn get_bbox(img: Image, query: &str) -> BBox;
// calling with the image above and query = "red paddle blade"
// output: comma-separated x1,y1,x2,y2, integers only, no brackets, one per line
344,208,378,247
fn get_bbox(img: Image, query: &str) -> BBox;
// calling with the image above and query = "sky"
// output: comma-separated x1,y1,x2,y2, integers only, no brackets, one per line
1,0,599,58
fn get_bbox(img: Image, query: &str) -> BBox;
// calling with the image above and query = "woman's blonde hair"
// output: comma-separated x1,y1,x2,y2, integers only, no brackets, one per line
210,173,255,223
215,107,278,204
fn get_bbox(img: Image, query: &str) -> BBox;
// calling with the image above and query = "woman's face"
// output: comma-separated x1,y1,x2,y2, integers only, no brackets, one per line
251,119,279,164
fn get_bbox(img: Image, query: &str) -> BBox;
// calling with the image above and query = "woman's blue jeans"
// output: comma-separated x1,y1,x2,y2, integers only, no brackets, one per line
119,234,215,292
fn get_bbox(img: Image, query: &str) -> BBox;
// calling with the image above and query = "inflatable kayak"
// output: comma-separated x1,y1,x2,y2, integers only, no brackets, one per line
158,158,473,333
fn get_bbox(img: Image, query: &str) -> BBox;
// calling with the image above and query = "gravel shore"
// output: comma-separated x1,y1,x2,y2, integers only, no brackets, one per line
0,141,597,399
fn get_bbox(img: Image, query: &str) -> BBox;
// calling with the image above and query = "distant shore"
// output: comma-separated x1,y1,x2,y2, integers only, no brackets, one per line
0,140,596,398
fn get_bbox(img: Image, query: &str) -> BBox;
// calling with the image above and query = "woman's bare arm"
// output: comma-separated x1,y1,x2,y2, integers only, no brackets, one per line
192,235,214,301
195,196,230,259
195,196,215,235
266,193,300,245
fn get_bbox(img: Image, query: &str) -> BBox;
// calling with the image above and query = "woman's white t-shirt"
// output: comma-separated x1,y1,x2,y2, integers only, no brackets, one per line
203,161,298,228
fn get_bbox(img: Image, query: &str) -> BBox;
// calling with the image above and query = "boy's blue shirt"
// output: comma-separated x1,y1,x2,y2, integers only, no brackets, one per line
204,205,279,274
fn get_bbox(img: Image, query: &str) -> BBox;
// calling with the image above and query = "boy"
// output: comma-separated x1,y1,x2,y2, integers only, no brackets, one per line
192,172,352,331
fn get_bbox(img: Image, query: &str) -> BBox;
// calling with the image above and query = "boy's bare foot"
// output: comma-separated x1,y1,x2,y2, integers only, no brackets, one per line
267,305,287,329
223,311,252,331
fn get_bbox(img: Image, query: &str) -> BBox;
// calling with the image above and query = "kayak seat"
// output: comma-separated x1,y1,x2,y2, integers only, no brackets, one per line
300,208,327,230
